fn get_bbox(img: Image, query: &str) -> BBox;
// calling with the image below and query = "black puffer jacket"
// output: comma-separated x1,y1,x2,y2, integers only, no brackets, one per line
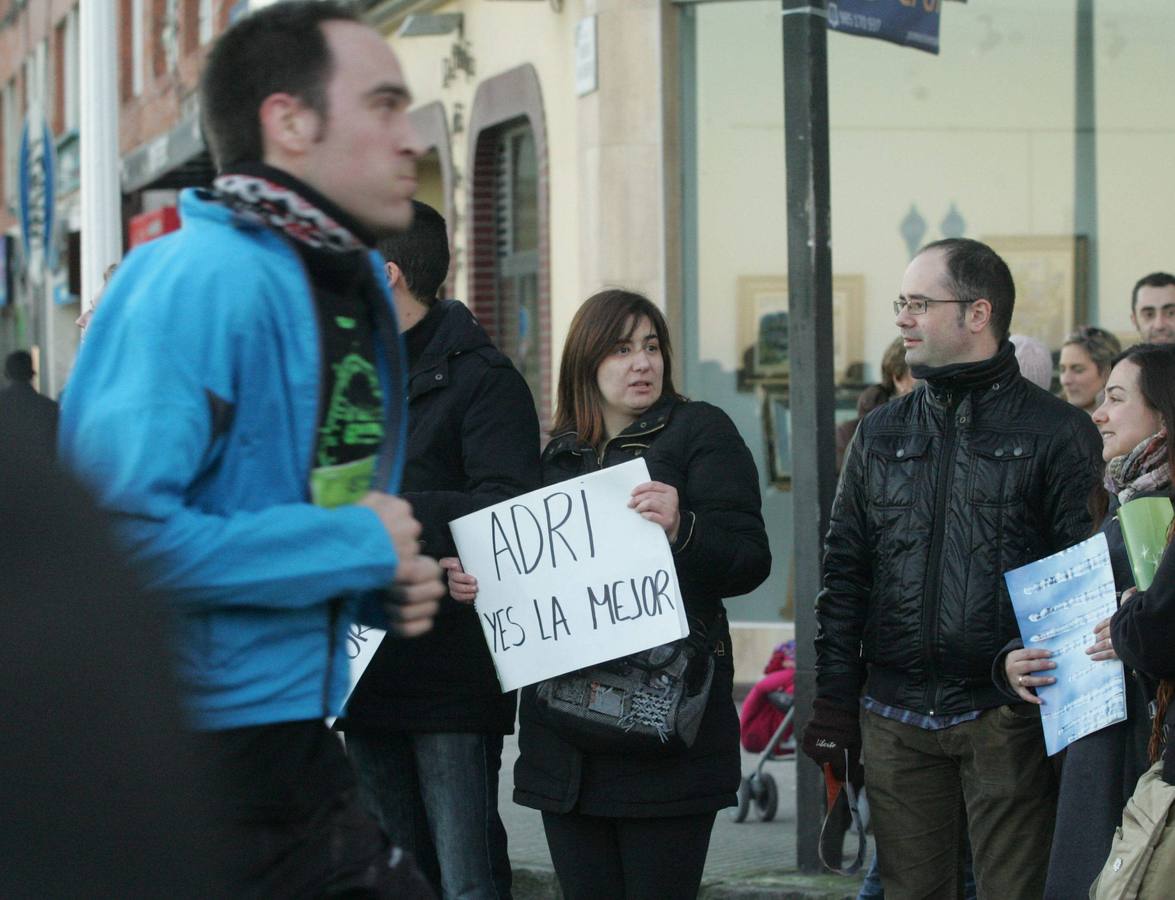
339,301,540,735
513,396,771,817
816,342,1103,715
1112,508,1175,785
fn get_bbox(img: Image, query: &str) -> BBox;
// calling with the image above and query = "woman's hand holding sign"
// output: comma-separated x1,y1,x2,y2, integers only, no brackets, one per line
629,481,680,542
441,557,478,604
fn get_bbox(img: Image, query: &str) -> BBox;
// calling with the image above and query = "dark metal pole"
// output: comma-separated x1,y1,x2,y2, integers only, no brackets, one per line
1074,0,1097,322
781,0,836,875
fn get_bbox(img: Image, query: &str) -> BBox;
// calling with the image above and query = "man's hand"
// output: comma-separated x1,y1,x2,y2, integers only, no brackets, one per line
356,492,443,637
385,556,444,638
801,697,863,783
1004,647,1056,704
357,492,424,565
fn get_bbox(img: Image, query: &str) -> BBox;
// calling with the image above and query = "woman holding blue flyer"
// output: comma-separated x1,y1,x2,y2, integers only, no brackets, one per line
446,289,770,899
1001,343,1175,899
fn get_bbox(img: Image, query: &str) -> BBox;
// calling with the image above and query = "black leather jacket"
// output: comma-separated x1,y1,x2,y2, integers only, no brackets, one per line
815,342,1103,715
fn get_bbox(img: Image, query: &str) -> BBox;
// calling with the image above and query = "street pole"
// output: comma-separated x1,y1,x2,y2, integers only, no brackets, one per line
781,0,835,875
80,0,122,317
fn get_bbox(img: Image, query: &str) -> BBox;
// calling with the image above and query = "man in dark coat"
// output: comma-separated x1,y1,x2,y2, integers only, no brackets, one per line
339,200,541,899
0,351,58,458
803,239,1103,898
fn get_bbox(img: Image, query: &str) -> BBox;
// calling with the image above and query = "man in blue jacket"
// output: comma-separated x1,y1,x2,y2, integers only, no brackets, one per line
59,2,442,895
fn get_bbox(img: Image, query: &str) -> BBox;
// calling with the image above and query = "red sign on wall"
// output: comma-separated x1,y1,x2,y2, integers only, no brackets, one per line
128,206,181,248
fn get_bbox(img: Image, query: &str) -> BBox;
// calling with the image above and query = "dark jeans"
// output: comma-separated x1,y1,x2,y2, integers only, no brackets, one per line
861,705,1057,900
346,731,511,900
196,720,434,899
541,809,717,900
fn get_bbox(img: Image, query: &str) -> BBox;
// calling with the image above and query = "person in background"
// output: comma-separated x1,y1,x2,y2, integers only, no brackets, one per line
75,262,119,337
1130,272,1175,345
835,336,916,473
338,200,540,900
1009,333,1054,391
448,289,771,899
0,350,58,459
1003,343,1175,899
1059,325,1121,416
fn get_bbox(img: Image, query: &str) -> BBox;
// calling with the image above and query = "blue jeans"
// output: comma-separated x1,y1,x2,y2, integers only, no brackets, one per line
346,731,511,900
858,842,977,900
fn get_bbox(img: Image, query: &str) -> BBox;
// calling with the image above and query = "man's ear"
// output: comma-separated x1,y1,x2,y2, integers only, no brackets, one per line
258,93,319,158
968,298,993,333
1131,309,1140,331
384,261,403,290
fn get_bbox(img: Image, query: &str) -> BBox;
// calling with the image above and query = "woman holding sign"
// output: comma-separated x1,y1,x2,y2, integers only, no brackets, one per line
448,289,770,898
1001,343,1175,899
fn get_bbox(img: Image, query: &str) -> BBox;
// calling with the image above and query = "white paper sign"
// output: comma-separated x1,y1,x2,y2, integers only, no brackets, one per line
1004,532,1127,756
449,458,687,692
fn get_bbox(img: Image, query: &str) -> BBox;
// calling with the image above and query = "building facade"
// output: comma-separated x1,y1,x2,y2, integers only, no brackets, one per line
5,0,1173,681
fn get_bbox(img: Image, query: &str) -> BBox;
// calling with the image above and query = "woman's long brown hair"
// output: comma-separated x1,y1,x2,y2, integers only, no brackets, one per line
551,289,682,448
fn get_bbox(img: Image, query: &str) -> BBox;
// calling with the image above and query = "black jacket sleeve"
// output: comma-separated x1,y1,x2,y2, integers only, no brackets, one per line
671,405,771,600
399,365,541,560
813,423,871,708
1112,538,1175,680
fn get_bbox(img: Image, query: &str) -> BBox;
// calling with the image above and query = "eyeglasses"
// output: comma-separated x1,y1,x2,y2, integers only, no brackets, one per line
893,297,974,316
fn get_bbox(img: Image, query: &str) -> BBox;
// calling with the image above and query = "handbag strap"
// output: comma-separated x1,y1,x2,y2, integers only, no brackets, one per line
684,608,726,658
818,753,867,876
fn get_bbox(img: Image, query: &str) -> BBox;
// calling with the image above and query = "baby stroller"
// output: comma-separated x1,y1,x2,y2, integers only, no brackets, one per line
730,640,796,823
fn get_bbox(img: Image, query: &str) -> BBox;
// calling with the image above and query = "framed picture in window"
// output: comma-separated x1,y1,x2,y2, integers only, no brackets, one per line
736,274,866,386
980,235,1089,349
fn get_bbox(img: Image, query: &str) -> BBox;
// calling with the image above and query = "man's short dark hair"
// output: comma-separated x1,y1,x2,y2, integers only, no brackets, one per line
377,201,450,305
5,351,34,383
200,0,360,169
919,238,1015,342
1131,272,1175,312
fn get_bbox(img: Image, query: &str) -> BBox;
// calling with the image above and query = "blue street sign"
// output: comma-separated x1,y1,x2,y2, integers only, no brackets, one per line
828,0,941,55
18,111,57,281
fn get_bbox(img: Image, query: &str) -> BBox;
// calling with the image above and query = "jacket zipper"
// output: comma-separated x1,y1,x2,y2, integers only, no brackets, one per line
596,421,666,466
921,393,958,715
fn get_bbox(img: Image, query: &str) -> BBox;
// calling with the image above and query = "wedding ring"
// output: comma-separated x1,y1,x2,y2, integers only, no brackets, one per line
1017,676,1024,687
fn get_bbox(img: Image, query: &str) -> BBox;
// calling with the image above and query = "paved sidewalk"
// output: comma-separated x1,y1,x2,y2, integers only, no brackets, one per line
498,733,869,899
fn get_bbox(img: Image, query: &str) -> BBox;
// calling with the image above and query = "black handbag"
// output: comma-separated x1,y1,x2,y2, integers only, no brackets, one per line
532,612,723,755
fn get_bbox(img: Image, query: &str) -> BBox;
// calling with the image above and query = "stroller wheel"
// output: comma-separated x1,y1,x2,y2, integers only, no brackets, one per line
754,772,779,822
730,776,751,823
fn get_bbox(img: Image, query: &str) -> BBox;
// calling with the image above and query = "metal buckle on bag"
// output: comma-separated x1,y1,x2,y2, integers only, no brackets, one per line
715,640,726,657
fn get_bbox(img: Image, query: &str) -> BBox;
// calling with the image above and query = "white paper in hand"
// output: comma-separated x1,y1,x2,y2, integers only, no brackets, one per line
449,458,687,692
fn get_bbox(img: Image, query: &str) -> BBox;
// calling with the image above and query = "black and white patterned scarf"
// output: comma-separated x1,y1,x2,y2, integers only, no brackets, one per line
212,168,368,253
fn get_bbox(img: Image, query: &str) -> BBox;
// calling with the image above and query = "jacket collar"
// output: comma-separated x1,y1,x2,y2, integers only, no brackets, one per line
546,394,680,458
918,340,1020,408
407,301,494,398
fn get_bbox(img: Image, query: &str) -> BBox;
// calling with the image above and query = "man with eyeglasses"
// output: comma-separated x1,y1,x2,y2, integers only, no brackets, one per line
1130,272,1175,345
803,238,1102,898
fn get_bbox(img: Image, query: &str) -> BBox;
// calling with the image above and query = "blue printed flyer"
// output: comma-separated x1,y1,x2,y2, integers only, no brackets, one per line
1004,533,1126,756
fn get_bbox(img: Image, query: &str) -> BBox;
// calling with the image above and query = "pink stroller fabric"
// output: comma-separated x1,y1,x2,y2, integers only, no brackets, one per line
739,667,795,754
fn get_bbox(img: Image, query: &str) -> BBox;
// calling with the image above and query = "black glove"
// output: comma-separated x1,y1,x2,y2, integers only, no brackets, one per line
801,697,863,783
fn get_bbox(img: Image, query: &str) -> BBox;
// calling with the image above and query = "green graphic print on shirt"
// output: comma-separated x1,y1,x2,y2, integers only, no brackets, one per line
310,314,385,509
